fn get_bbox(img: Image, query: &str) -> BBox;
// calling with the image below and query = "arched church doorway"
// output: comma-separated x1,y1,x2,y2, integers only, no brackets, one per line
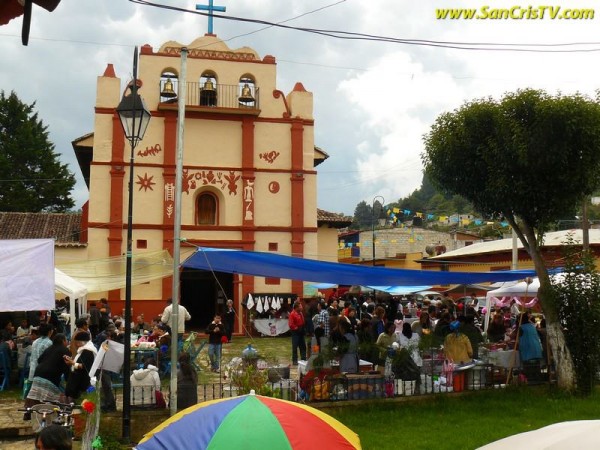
180,269,233,331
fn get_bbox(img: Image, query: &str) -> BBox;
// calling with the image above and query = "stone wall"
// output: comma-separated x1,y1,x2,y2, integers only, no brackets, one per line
360,228,480,261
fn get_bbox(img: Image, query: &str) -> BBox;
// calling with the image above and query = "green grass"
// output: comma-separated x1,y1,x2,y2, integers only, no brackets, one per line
195,334,295,382
327,386,600,449
223,335,294,362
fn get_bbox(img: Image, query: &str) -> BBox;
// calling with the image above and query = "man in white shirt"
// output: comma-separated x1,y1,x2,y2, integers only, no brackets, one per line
160,298,192,341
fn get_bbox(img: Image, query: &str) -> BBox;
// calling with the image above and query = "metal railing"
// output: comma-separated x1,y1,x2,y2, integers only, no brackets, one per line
158,80,260,111
111,361,548,410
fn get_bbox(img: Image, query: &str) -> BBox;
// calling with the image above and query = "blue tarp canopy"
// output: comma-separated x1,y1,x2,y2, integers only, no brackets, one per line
182,248,537,286
366,286,433,295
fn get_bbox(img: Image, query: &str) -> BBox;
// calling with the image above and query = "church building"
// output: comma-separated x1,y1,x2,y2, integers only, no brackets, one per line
71,33,349,332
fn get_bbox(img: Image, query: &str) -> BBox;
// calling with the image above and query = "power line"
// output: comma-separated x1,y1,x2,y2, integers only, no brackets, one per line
221,0,347,43
129,0,600,53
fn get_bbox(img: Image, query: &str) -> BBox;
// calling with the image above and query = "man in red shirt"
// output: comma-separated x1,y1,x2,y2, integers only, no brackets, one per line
288,301,307,365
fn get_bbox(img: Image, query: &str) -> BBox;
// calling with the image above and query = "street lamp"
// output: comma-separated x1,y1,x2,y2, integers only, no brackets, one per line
372,196,385,266
116,46,151,442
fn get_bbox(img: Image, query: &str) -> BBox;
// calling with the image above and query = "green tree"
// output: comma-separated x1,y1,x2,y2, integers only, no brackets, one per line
451,194,472,214
351,200,372,230
397,173,474,220
0,91,75,212
423,89,600,390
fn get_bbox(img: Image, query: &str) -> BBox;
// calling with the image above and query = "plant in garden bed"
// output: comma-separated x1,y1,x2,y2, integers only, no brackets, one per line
223,346,279,395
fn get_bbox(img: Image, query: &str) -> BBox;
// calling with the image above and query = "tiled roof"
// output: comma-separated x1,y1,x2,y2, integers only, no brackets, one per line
0,212,84,247
317,209,353,228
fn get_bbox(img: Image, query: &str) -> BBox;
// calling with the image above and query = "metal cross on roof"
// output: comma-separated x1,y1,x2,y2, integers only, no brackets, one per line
196,0,226,35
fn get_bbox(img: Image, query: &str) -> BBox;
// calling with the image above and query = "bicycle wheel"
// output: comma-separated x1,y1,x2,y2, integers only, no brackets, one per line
31,403,57,432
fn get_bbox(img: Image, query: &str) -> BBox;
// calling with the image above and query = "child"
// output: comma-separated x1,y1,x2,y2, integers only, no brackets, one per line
206,315,224,372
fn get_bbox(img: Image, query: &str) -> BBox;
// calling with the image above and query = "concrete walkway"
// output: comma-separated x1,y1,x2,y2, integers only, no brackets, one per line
0,397,36,449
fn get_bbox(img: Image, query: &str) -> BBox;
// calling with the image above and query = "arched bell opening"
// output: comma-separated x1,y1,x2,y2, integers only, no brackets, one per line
238,75,256,107
200,71,217,106
159,70,178,103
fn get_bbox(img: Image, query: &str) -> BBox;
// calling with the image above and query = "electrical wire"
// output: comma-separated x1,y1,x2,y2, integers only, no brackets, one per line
220,0,347,43
129,0,600,53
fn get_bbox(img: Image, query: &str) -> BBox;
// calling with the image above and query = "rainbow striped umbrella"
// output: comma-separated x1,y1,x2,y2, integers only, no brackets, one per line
135,393,361,449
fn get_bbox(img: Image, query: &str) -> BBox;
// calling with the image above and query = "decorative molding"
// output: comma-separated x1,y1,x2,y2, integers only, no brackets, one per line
88,221,319,233
223,171,241,195
137,144,162,158
243,179,255,221
182,169,240,196
259,150,280,164
272,90,291,118
136,173,156,191
162,46,257,61
268,181,280,194
94,107,116,115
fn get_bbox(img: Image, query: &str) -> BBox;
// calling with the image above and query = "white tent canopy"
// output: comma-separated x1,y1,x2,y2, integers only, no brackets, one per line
57,249,174,293
484,278,540,331
0,239,55,312
486,279,540,300
55,268,88,335
55,268,88,300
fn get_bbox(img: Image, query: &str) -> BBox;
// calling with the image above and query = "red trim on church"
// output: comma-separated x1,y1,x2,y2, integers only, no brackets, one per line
290,118,305,294
107,114,125,302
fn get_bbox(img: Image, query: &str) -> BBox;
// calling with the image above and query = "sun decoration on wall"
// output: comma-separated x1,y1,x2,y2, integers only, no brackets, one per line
136,173,156,191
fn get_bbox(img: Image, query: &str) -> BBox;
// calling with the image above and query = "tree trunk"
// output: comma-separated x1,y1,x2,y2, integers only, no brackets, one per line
546,320,575,390
517,221,575,390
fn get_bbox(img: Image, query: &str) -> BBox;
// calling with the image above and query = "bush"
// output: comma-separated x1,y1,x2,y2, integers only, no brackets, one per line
554,234,600,396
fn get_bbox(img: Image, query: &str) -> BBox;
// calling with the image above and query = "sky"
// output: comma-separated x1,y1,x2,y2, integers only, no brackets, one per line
1,0,600,216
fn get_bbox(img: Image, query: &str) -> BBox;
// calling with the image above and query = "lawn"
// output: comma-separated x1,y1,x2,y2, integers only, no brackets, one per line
327,386,600,449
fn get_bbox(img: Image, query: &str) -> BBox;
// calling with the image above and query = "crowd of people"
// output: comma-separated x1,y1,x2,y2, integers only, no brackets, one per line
0,287,549,427
0,294,205,421
290,290,546,383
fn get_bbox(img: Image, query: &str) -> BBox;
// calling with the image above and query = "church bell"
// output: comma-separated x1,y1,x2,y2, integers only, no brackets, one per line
202,79,216,91
238,83,255,104
160,78,177,98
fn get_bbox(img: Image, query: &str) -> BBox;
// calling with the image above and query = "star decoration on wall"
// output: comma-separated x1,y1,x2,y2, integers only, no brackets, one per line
136,173,156,192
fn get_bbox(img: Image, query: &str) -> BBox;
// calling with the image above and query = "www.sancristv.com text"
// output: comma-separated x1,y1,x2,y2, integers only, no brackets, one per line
436,5,595,20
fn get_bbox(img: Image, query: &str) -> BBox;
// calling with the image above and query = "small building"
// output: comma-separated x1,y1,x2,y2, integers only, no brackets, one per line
420,229,600,273
338,227,482,269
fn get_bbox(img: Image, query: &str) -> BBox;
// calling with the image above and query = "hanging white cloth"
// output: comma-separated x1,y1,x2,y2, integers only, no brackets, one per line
256,296,263,313
246,294,255,310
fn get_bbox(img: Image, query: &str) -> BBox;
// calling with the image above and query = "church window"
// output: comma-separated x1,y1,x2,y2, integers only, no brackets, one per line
197,192,218,225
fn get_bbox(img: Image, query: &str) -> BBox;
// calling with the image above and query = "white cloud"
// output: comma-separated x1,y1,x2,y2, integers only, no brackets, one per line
338,51,465,203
